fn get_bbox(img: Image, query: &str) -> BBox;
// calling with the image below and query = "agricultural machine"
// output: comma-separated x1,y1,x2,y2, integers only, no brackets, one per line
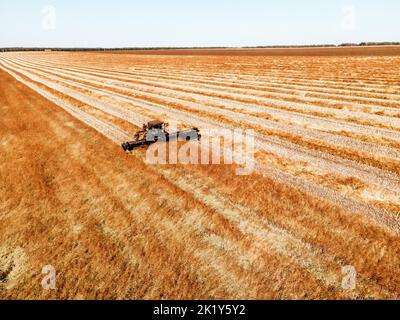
122,121,201,151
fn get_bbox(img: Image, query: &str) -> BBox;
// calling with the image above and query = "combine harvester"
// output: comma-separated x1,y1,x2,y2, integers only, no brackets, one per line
122,121,201,151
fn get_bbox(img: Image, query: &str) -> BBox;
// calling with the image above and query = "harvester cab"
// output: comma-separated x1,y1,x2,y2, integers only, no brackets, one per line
143,121,168,142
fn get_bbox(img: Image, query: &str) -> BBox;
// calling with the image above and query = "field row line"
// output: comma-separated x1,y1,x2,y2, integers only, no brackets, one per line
9,57,400,144
3,58,400,198
11,53,400,103
3,58,400,298
11,55,400,128
127,62,400,86
6,57,400,163
20,54,400,88
109,66,400,106
0,63,301,297
2,60,400,239
0,65,131,144
5,57,400,195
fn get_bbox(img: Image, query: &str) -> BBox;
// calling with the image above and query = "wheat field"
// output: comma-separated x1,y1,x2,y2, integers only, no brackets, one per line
0,48,399,299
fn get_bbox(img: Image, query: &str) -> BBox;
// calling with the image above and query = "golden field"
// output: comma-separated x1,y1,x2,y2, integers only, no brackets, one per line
0,47,399,299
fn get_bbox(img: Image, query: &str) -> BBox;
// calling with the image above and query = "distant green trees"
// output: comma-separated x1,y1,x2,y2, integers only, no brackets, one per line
358,42,400,46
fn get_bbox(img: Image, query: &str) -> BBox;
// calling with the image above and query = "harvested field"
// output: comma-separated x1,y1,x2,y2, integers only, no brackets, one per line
0,48,399,299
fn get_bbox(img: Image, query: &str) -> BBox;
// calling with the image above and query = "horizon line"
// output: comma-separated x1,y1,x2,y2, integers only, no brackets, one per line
1,41,400,51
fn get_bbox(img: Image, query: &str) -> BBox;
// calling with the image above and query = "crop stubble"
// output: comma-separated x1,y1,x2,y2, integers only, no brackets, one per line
0,48,399,299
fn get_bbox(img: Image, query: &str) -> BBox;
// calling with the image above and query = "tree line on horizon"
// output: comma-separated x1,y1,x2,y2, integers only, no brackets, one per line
1,42,399,52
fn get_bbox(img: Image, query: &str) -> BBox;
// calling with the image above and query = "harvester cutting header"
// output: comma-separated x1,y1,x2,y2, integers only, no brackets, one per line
122,121,201,152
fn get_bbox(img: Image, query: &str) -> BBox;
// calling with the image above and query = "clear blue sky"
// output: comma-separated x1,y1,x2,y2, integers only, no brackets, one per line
1,0,399,47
